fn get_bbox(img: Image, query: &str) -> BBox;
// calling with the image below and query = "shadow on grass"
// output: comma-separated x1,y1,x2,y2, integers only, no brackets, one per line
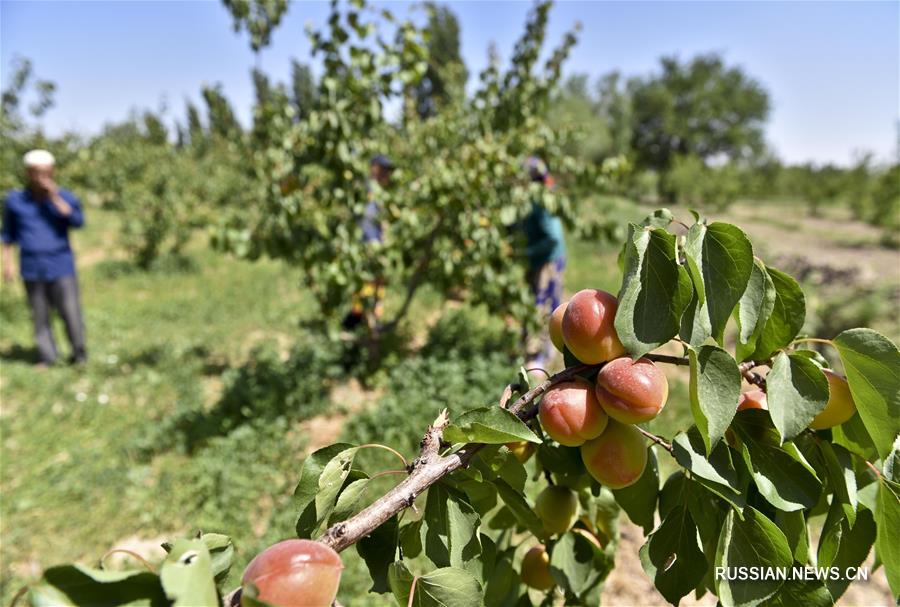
94,254,198,279
133,337,345,456
0,343,40,365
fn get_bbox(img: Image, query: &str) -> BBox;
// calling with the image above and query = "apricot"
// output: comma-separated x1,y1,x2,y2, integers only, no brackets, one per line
506,441,536,463
737,389,767,412
520,544,555,590
572,527,603,550
535,485,578,535
809,370,857,430
595,357,669,424
242,539,343,607
561,289,626,364
549,302,567,352
580,420,647,490
538,379,608,447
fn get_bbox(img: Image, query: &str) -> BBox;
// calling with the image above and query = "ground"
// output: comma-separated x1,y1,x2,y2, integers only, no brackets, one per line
1,198,896,605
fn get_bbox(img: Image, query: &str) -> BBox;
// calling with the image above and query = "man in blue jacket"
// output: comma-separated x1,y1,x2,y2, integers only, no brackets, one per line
522,156,566,370
1,150,87,366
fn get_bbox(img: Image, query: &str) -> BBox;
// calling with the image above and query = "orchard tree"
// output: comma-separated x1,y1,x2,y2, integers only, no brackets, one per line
289,59,317,120
214,0,609,359
412,2,468,118
21,208,900,606
629,54,770,172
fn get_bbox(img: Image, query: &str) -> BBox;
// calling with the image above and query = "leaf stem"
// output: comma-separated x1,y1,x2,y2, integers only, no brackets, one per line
100,549,157,574
407,576,419,607
358,444,409,469
645,353,689,366
789,337,833,348
7,586,28,607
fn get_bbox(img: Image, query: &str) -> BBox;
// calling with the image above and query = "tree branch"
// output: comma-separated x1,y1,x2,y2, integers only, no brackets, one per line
380,219,445,333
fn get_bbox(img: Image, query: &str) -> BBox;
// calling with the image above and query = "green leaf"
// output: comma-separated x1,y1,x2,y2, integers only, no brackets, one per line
195,533,233,584
32,565,167,607
732,411,822,511
640,504,707,605
550,530,610,598
640,208,674,228
329,472,371,524
818,442,857,526
875,479,900,596
681,222,754,344
764,579,832,607
296,446,347,509
672,427,747,508
745,267,805,361
766,353,829,442
774,510,809,563
422,484,482,569
615,224,694,357
833,328,900,461
493,478,545,539
388,563,483,607
715,507,792,607
443,406,540,445
735,258,776,362
357,516,399,594
160,539,218,607
831,413,879,462
825,507,876,601
612,447,659,534
314,447,361,524
688,345,741,452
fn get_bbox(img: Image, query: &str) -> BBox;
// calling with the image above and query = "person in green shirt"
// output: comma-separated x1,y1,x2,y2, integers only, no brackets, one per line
522,156,566,370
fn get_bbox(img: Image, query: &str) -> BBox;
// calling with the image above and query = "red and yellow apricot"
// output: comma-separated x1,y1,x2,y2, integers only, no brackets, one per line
539,379,609,447
520,544,555,590
535,485,579,536
809,370,857,430
595,357,668,424
737,389,768,412
561,289,626,364
549,302,567,352
580,420,647,490
242,539,343,607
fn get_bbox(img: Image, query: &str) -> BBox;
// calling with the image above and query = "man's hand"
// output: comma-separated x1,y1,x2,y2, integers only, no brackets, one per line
34,174,58,197
1,244,15,283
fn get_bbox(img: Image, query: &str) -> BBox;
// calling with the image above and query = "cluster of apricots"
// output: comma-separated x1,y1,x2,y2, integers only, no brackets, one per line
542,289,669,491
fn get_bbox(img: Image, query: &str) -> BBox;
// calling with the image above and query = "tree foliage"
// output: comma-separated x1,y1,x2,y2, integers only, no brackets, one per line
630,54,770,172
214,0,609,352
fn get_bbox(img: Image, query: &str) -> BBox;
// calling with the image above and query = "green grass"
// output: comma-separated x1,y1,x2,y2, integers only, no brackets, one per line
2,199,896,604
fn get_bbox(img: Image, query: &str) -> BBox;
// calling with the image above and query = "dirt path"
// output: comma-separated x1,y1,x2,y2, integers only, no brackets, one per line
721,205,900,287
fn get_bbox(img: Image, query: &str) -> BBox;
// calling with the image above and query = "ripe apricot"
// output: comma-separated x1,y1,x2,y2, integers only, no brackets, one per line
535,485,578,535
242,539,343,607
506,441,536,463
580,420,647,490
737,389,767,412
549,302,567,352
595,357,668,424
520,544,555,590
561,289,626,364
539,379,608,447
809,370,857,430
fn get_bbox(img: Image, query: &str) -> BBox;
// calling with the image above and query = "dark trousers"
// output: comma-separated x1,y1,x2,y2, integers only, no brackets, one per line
24,275,87,364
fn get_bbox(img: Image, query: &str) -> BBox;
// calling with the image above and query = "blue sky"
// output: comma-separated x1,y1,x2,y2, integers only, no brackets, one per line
2,1,897,166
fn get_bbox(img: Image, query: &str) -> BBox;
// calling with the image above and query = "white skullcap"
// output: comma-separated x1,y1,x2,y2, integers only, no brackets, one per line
23,149,56,167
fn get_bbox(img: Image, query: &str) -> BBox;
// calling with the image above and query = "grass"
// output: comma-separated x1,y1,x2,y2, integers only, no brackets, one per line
1,199,896,604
